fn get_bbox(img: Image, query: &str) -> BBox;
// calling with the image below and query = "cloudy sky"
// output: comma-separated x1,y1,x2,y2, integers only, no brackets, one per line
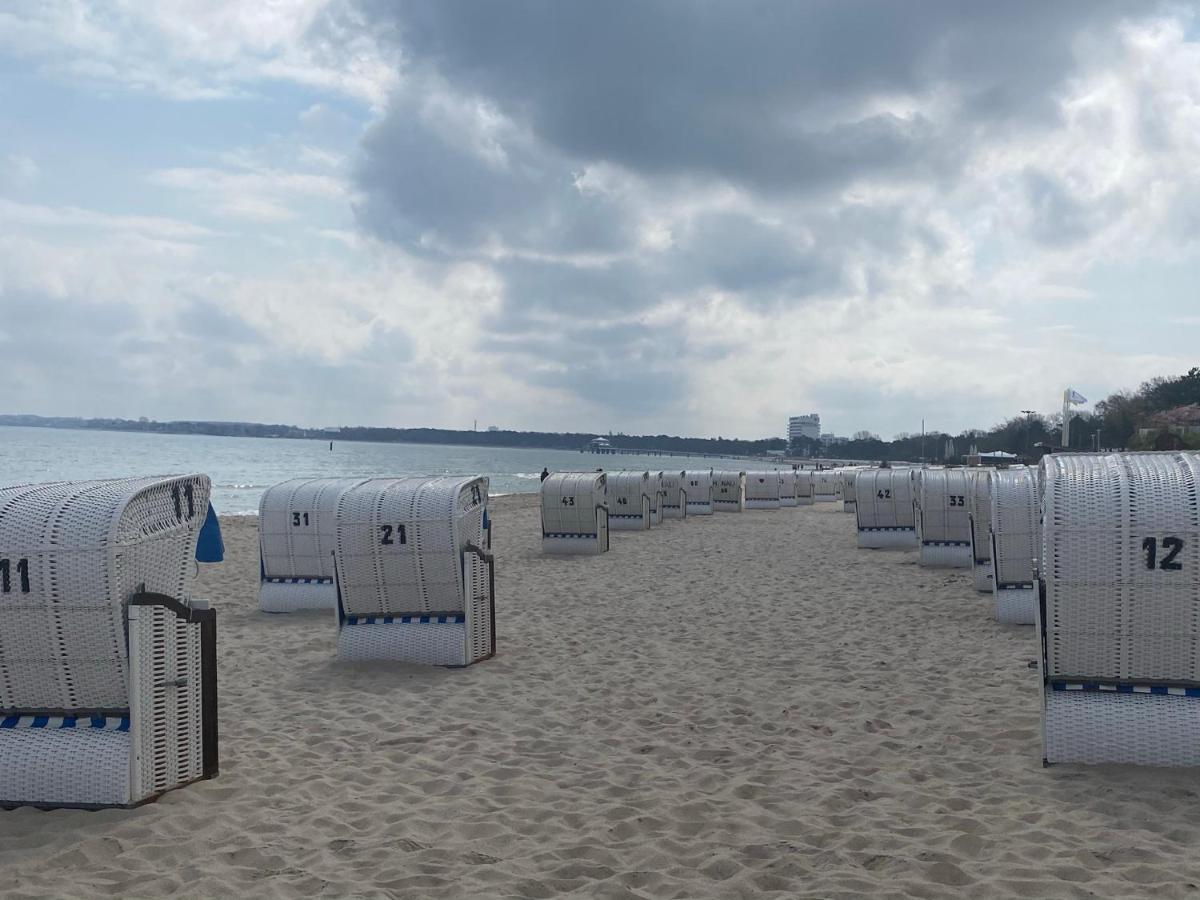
2,2,1198,440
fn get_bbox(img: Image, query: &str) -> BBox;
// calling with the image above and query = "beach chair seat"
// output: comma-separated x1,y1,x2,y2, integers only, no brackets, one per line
334,476,494,666
745,471,782,509
0,476,218,809
968,470,993,592
683,471,714,515
258,477,369,612
660,471,687,519
854,468,917,549
990,468,1039,624
1040,452,1200,766
606,471,653,530
541,472,609,553
712,471,746,512
916,469,972,568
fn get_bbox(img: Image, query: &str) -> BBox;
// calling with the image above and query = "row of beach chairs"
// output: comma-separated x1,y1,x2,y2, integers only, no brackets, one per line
0,473,496,810
852,453,1200,768
540,466,857,553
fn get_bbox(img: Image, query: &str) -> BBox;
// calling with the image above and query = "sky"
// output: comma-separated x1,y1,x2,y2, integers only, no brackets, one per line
1,1,1198,441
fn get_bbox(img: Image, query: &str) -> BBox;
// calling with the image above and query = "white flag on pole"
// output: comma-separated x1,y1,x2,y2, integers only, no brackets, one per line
1067,389,1087,404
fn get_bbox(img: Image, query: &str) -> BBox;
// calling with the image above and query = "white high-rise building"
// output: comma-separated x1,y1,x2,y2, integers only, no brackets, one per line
788,414,820,442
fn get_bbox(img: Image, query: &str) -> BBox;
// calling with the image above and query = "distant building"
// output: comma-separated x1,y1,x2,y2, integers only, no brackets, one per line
588,436,613,450
487,425,500,432
819,433,849,446
788,414,820,442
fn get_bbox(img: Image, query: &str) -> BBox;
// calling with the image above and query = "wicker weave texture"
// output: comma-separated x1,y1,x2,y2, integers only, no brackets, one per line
857,528,918,550
541,472,608,553
605,471,652,529
337,621,468,665
1042,452,1200,684
813,471,841,502
990,468,1040,591
854,469,915,530
683,471,714,515
745,471,782,509
334,476,488,618
995,587,1036,625
129,603,204,799
0,475,210,713
0,728,130,807
1044,689,1200,766
711,471,746,512
968,470,992,564
916,468,972,547
259,478,367,581
658,471,687,518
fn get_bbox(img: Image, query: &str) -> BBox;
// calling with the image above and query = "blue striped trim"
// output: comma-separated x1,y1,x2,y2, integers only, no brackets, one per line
1051,681,1200,698
345,614,465,626
264,577,332,585
609,514,646,519
858,527,915,533
0,715,130,730
996,582,1035,591
922,540,970,547
544,533,598,539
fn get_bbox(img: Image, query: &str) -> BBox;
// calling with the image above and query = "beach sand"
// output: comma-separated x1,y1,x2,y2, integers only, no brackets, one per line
3,495,1200,898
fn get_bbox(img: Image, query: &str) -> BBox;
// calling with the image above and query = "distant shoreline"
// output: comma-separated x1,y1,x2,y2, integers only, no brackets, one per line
0,414,788,460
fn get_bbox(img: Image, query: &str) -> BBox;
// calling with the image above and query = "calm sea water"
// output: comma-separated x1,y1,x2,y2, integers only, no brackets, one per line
0,426,773,514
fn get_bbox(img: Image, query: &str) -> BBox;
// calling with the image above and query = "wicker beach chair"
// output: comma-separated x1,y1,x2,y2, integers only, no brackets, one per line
841,469,859,513
541,472,609,554
333,476,494,666
1040,452,1200,766
606,471,653,531
712,471,746,512
648,472,666,526
915,468,973,568
989,468,1039,624
258,477,369,613
795,470,815,506
745,471,782,509
813,471,841,503
778,470,798,507
660,471,688,519
854,468,917,549
0,476,218,809
684,470,714,515
968,470,994,593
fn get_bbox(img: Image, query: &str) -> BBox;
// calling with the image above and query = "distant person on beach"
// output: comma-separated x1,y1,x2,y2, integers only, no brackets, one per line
540,467,550,482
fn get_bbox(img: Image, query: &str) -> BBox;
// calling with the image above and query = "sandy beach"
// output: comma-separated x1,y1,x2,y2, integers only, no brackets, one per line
2,494,1199,898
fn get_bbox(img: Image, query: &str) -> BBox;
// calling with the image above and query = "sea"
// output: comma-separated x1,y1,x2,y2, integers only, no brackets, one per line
0,426,774,514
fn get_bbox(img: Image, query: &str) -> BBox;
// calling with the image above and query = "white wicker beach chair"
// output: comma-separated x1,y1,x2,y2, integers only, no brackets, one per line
712,471,746,512
541,472,609,554
258,477,369,613
745,471,782,509
795,470,815,506
334,476,494,666
915,468,973,568
606,471,653,531
813,470,841,503
840,469,858,513
854,468,917,549
778,470,798,507
1040,452,1200,766
0,476,218,809
648,472,666,526
684,470,714,515
660,471,687,519
989,468,1039,624
968,470,993,593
